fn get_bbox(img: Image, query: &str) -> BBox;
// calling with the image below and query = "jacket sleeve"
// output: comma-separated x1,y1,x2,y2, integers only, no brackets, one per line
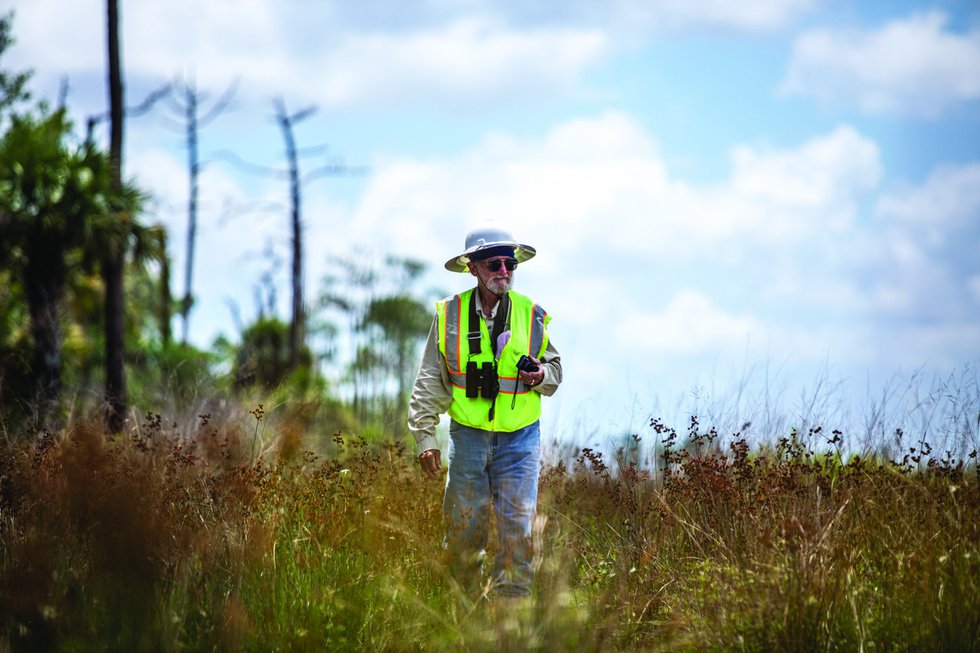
407,316,453,454
534,338,562,397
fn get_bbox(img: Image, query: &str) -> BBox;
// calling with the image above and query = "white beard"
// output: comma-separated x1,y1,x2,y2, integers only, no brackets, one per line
486,277,513,295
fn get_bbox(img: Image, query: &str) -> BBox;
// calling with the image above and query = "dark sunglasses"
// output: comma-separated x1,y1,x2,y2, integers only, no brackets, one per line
484,258,518,272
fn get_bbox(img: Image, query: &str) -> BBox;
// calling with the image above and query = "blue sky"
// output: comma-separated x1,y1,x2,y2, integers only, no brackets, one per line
5,0,979,450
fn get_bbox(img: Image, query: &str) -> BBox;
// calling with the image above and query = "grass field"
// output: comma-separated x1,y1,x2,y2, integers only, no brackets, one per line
1,406,977,652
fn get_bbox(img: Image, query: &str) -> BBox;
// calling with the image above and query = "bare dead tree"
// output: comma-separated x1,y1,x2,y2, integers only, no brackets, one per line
103,0,127,432
162,76,237,344
273,98,317,370
158,228,172,347
215,99,358,372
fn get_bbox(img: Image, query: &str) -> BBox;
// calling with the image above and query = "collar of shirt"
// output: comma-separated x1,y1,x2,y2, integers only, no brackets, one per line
474,290,498,319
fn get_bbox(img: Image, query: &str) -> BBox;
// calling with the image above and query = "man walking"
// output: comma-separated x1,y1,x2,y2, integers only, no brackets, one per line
408,224,562,600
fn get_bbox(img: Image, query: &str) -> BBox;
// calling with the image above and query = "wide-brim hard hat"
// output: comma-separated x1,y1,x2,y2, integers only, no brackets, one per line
444,225,536,273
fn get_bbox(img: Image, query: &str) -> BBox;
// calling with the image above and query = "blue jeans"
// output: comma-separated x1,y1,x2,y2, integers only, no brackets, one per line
443,419,541,598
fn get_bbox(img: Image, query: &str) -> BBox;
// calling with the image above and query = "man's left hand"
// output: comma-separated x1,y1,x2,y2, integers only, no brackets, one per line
519,356,545,388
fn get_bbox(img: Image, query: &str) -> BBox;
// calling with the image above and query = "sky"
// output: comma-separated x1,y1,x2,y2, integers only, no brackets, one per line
4,0,980,451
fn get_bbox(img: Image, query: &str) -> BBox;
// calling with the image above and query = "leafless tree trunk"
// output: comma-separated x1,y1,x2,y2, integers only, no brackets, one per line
167,77,236,344
181,85,198,343
158,229,172,347
104,0,127,432
274,98,315,370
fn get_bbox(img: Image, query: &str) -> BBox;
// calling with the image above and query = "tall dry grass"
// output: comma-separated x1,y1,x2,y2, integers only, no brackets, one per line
0,406,977,651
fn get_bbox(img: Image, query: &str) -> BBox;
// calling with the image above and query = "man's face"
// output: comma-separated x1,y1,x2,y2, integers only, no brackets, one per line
469,256,516,296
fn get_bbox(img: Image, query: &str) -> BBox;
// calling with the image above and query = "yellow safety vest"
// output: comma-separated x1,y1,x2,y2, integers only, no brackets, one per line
436,288,550,432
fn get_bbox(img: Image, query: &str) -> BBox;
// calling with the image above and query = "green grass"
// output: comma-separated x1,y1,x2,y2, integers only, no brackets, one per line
1,409,977,652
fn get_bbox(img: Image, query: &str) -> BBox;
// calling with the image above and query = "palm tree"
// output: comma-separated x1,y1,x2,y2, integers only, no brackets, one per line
0,107,142,425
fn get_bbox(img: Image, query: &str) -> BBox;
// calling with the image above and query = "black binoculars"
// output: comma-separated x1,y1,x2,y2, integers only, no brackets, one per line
465,361,499,399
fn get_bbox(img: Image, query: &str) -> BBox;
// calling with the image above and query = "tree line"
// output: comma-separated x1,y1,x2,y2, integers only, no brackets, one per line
0,9,434,440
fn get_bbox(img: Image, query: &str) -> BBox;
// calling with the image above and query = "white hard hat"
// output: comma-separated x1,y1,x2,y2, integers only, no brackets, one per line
444,225,536,273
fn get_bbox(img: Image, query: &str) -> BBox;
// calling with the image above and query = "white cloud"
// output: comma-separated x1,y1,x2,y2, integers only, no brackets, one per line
348,113,884,277
6,1,608,110
443,0,814,33
126,147,188,219
731,126,881,208
616,290,763,356
968,275,980,306
346,111,668,260
312,20,608,108
607,0,815,32
860,161,980,323
781,11,980,117
4,0,105,74
875,163,980,227
127,10,610,109
344,113,890,284
7,0,813,118
727,125,881,242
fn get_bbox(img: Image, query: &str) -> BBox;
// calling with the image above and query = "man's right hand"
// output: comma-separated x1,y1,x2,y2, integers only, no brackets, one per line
419,449,442,480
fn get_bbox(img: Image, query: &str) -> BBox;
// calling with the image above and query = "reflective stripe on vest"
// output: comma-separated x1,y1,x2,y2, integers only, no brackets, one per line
443,293,463,373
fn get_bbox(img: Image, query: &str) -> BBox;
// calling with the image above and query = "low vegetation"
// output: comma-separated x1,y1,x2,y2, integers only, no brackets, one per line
1,407,977,652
